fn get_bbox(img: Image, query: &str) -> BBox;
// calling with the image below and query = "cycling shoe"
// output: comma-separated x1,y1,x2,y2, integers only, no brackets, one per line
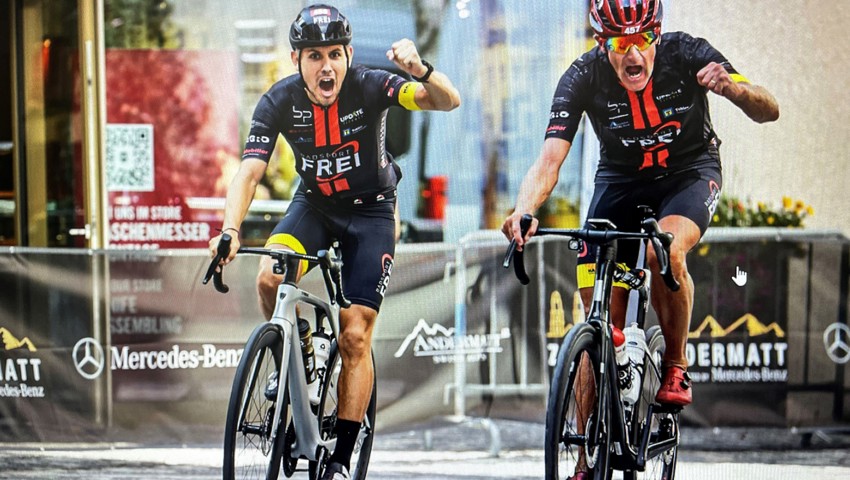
655,365,692,406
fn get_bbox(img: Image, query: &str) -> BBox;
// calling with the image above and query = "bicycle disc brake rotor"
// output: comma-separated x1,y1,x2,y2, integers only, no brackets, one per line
584,413,602,468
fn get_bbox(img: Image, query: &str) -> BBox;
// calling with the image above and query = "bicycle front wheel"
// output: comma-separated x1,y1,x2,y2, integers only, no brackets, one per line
310,342,376,480
624,325,678,480
223,322,288,480
545,322,612,480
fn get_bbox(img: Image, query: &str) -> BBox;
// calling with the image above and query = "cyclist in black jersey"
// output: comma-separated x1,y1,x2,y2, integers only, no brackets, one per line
502,2,777,474
208,4,459,479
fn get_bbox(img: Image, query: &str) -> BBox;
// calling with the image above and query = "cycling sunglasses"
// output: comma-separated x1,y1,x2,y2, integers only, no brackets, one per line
602,30,659,54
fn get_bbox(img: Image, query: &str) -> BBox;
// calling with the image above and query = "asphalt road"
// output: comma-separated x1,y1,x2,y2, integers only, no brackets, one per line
2,420,849,480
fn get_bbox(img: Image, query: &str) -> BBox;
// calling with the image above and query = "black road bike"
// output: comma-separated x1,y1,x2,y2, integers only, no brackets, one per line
504,209,682,480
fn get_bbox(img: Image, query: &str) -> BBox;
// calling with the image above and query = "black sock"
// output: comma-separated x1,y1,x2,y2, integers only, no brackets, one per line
328,419,361,470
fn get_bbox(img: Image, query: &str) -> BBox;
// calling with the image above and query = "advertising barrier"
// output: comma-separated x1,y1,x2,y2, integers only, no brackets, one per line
0,230,848,442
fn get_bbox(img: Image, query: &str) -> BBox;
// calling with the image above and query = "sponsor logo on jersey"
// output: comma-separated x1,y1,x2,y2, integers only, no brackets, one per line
340,108,365,124
620,121,681,150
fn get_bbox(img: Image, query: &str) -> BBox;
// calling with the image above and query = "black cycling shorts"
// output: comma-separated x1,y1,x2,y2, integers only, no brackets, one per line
266,191,396,312
576,165,722,288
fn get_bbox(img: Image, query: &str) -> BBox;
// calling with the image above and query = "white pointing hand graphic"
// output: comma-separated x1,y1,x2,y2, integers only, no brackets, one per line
732,266,747,287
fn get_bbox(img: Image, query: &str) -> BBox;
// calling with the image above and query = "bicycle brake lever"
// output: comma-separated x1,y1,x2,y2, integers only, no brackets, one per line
503,214,533,285
650,235,680,292
318,250,351,308
203,234,231,293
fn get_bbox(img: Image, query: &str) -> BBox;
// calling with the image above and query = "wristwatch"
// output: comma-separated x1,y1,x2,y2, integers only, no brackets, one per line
413,59,434,83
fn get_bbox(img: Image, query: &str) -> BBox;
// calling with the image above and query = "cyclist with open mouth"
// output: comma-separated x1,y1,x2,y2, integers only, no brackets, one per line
502,2,778,477
209,4,460,479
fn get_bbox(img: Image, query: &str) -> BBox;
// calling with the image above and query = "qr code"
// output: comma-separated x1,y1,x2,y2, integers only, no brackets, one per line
106,124,154,192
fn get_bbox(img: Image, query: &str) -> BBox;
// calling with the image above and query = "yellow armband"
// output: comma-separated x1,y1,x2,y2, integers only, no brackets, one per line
398,82,422,111
730,73,750,84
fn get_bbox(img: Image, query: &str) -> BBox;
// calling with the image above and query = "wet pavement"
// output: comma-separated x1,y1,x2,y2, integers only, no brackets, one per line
2,419,849,479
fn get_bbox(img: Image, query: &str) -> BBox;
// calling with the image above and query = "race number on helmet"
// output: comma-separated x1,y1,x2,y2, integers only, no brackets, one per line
589,0,664,37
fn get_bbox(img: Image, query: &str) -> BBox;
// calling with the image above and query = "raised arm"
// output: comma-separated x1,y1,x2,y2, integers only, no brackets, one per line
697,62,779,123
386,38,461,111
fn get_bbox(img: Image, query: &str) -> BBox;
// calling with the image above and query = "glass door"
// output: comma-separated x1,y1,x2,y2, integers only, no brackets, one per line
14,0,106,248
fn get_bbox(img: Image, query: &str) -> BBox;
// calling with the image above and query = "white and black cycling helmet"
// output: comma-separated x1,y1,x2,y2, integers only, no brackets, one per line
289,4,353,50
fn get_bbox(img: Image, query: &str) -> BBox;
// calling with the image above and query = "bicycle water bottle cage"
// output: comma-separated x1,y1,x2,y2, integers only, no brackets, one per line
613,266,648,290
587,218,617,230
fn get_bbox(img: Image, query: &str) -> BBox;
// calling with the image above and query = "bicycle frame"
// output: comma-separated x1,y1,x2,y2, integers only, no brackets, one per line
204,237,352,465
263,277,340,461
505,212,681,473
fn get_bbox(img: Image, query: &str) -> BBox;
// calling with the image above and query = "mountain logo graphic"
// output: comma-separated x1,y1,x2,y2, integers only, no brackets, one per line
394,319,455,358
394,319,510,360
688,314,785,339
0,327,37,352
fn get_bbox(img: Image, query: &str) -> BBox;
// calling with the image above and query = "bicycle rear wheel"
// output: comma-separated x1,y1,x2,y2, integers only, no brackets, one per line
310,341,377,480
624,325,678,480
223,322,288,480
545,322,612,480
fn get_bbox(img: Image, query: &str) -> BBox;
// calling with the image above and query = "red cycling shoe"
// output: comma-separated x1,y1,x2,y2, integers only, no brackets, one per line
568,472,591,480
655,365,692,406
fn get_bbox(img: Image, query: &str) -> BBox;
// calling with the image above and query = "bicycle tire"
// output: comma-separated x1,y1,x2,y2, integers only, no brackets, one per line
223,322,288,480
623,325,678,480
310,342,377,480
545,322,613,480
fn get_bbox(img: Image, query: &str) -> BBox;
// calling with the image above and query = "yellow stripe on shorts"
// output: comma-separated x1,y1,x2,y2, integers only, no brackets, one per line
398,82,422,111
265,233,309,276
576,262,631,290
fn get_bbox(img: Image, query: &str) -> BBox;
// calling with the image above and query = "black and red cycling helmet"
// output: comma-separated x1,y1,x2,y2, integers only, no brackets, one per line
289,4,352,50
589,0,664,37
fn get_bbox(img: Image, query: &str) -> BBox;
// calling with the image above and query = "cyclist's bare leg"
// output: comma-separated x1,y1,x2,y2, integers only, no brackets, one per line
256,244,302,320
336,304,377,422
646,215,701,369
570,287,628,472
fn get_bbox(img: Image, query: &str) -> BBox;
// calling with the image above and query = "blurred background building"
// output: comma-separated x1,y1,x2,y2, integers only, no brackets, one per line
1,0,847,246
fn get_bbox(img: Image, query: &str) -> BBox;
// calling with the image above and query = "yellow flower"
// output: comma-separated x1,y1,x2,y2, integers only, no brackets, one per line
806,205,814,216
757,201,766,212
782,196,793,209
713,214,720,223
795,200,805,212
767,215,775,225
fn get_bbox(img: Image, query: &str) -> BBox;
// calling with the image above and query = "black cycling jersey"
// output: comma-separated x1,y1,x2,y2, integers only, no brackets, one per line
242,64,415,201
545,31,746,181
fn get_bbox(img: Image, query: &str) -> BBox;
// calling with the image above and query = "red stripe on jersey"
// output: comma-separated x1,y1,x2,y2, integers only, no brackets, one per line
643,80,661,126
317,181,333,196
657,148,669,167
627,90,645,130
313,104,326,148
333,178,350,192
328,102,341,145
640,152,654,170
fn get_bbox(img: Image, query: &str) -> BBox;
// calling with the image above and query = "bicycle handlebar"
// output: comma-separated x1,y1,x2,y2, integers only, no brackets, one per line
502,214,681,292
201,234,351,308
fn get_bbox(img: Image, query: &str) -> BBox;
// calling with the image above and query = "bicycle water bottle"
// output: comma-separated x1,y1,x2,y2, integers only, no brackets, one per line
310,330,331,405
622,324,647,406
612,326,632,396
298,318,320,403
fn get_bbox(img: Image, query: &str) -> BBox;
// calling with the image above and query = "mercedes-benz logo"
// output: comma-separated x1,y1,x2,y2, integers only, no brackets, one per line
73,337,106,380
823,323,850,365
